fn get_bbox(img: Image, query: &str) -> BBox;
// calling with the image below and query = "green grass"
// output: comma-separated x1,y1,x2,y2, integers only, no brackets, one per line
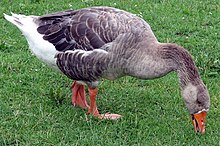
0,0,220,145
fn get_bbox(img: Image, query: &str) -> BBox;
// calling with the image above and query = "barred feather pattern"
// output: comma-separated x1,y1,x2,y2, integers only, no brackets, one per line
55,32,145,82
36,7,153,52
56,49,109,82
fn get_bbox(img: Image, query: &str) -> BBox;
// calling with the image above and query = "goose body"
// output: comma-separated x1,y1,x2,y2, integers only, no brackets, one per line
4,6,210,133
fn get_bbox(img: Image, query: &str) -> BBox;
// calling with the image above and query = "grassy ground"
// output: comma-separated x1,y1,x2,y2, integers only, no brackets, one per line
0,0,220,145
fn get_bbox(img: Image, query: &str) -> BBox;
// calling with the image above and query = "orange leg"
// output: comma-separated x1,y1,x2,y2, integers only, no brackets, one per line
71,81,89,109
87,88,122,120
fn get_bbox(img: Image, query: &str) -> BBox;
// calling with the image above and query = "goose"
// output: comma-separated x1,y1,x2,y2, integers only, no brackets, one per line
4,6,210,133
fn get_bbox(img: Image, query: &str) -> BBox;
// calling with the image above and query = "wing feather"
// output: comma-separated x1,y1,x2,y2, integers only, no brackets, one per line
36,7,150,52
56,49,108,81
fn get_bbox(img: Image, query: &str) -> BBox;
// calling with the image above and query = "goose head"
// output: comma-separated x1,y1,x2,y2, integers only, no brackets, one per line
182,82,210,134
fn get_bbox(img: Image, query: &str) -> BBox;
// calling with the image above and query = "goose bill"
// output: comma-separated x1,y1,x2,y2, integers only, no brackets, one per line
191,111,207,134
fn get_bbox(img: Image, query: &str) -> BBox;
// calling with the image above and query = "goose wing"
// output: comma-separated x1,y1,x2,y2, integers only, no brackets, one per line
36,7,155,82
36,7,148,52
55,32,144,82
55,49,109,82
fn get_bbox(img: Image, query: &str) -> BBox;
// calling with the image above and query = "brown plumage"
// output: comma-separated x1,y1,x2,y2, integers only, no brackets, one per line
4,6,210,133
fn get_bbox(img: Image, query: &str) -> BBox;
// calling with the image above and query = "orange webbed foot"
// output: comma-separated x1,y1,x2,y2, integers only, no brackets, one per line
87,88,122,120
71,81,89,109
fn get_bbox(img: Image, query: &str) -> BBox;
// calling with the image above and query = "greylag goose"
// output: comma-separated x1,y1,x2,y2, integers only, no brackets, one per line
4,6,210,133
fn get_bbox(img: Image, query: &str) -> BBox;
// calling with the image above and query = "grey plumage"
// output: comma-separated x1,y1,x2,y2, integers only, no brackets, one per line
34,7,210,115
56,49,109,81
4,6,210,129
36,7,157,82
36,7,152,52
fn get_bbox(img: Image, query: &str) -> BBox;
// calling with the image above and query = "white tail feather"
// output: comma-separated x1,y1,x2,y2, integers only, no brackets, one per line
3,13,38,33
4,12,58,68
4,13,25,30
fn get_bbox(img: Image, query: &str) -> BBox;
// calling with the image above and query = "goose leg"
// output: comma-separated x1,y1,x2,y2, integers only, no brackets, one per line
88,88,122,120
71,81,89,109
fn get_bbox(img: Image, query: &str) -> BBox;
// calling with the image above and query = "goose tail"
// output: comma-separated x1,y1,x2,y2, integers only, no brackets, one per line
3,13,37,33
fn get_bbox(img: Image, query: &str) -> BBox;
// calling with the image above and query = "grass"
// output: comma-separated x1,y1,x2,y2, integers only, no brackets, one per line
0,0,220,145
